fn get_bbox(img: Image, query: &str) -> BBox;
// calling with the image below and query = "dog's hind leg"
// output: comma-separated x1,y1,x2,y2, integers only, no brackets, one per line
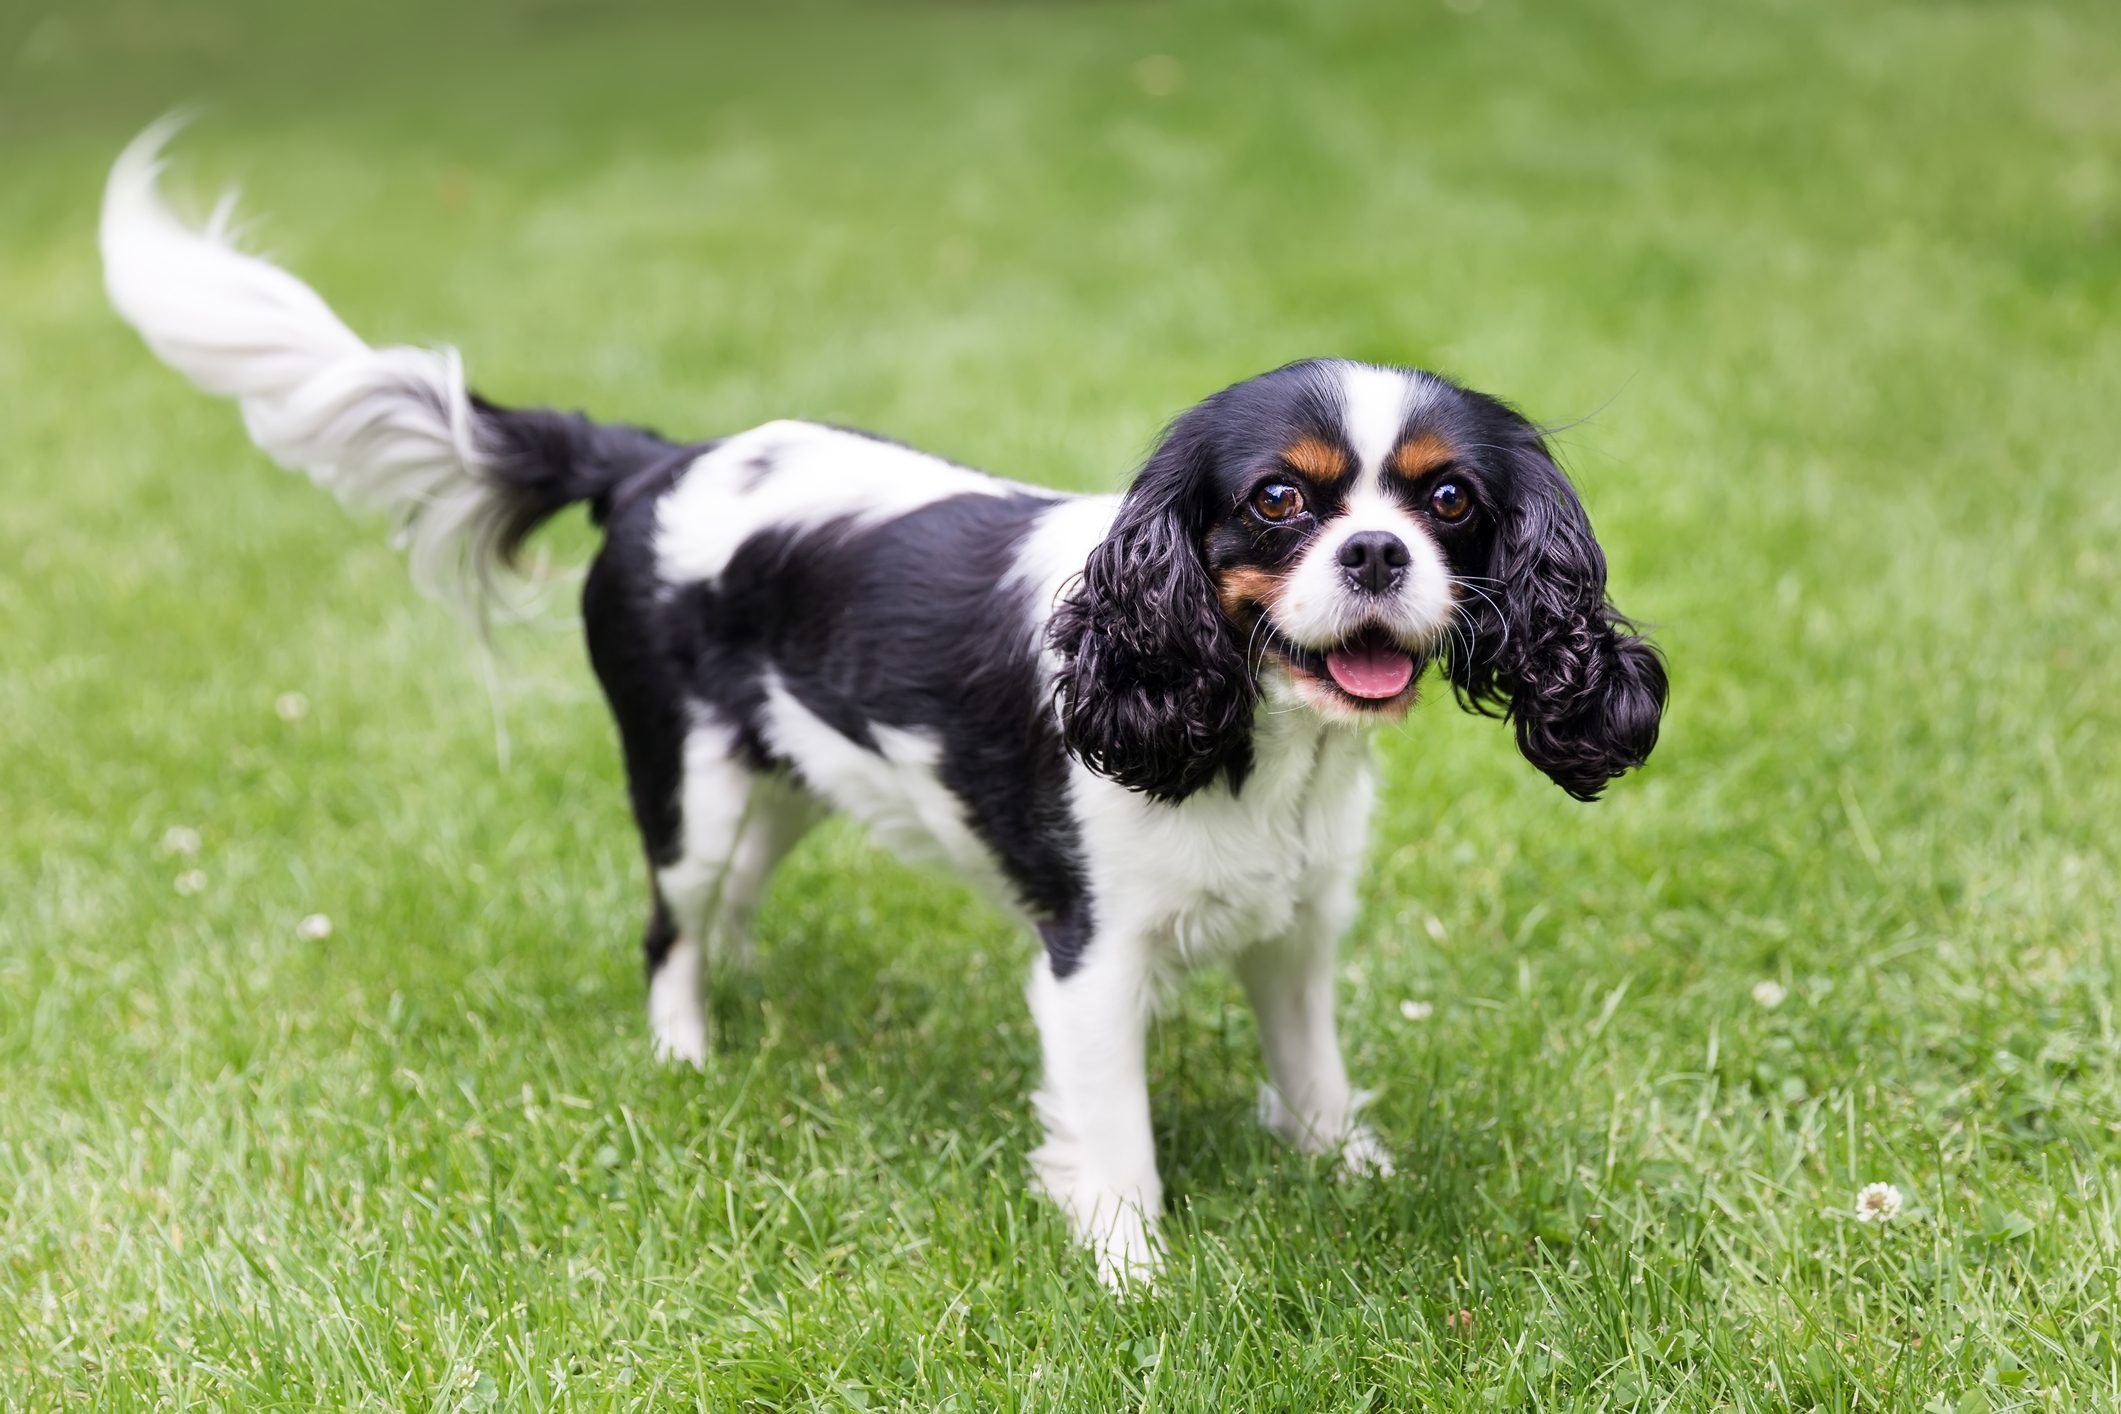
582,545,817,1066
645,728,818,1066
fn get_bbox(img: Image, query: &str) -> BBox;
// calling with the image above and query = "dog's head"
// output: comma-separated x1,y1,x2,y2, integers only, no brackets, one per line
1050,359,1666,803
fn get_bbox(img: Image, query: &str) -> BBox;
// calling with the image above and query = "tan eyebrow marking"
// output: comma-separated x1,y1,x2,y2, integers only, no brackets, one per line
1281,437,1351,484
1388,432,1456,480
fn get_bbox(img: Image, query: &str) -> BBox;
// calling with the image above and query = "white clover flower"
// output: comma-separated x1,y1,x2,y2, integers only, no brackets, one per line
174,869,208,896
1399,999,1435,1022
296,913,333,942
160,826,201,856
1854,1181,1903,1223
1751,980,1787,1009
274,691,310,722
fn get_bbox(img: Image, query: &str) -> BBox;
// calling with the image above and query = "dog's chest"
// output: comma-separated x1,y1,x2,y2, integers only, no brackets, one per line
1086,720,1374,960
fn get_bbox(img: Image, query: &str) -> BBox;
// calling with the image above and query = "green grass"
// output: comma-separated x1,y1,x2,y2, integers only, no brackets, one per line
5,0,2121,1407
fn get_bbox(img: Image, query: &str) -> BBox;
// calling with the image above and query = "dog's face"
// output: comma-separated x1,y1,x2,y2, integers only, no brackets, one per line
1052,359,1667,803
1194,363,1488,721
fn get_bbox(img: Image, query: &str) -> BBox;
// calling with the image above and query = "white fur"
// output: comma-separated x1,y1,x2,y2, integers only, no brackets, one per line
650,720,819,1063
1026,946,1164,1289
99,121,515,614
754,673,1010,897
655,422,1036,587
648,937,708,1067
655,720,748,921
1011,494,1123,689
1007,493,1121,614
1236,859,1395,1178
1071,690,1372,967
1334,361,1419,480
656,721,820,940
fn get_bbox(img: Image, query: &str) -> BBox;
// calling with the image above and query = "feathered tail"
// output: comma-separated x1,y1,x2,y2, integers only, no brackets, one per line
99,119,682,618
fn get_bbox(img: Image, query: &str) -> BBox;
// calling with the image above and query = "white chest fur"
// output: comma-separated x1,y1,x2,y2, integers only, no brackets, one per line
1074,684,1377,965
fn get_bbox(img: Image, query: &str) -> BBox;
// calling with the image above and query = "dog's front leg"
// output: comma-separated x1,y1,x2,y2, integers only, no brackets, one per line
1234,904,1394,1178
1024,939,1162,1290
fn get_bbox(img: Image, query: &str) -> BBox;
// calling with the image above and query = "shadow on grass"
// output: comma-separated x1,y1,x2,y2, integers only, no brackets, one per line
706,862,1502,1268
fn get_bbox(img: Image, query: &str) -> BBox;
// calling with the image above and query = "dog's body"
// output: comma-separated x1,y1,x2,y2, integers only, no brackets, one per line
101,127,1665,1286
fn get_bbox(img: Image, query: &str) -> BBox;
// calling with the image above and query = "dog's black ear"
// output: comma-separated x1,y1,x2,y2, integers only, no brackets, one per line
1445,428,1667,800
1050,407,1255,803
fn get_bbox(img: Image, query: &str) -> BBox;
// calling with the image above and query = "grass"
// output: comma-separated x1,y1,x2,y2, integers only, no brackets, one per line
4,0,2121,1407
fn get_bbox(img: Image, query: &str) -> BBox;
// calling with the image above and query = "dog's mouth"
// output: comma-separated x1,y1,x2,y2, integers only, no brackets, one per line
1270,624,1427,709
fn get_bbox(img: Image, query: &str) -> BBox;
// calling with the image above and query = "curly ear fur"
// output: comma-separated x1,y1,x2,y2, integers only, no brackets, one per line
1049,412,1255,803
1447,431,1667,801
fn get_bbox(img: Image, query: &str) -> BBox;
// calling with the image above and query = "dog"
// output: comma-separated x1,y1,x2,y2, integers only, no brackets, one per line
100,125,1666,1287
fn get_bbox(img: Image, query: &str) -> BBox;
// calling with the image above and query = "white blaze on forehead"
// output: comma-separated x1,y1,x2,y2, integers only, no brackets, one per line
1334,363,1415,480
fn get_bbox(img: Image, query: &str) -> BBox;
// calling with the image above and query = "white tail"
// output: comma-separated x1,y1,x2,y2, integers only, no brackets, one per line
100,119,510,611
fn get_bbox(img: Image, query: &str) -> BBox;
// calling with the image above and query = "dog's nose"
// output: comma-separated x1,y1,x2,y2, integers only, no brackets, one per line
1337,531,1411,595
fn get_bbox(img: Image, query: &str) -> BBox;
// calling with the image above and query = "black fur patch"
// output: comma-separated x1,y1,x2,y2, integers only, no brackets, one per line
640,891,678,976
470,397,690,566
582,500,696,871
587,486,1097,975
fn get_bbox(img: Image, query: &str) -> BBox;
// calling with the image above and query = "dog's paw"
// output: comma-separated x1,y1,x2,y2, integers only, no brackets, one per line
1081,1201,1165,1294
1335,1125,1396,1180
1257,1083,1394,1178
1031,1160,1165,1293
649,1015,707,1069
647,942,708,1068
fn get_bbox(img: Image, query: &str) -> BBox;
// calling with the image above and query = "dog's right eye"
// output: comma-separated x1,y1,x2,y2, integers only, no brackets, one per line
1251,482,1306,522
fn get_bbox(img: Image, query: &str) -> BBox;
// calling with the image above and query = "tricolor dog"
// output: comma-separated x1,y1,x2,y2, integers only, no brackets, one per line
100,126,1666,1286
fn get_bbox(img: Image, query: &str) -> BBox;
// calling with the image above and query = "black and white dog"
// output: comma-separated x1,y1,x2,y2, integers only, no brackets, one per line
101,127,1665,1286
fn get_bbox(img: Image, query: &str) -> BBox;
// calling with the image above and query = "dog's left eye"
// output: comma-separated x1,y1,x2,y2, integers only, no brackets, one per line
1251,482,1306,522
1428,480,1473,523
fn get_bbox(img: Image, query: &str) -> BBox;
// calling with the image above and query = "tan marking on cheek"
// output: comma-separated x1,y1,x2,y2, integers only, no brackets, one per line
1282,437,1351,485
1388,433,1456,480
1213,564,1287,619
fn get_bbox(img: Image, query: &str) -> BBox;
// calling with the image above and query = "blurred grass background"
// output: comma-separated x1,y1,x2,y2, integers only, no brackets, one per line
3,0,2120,1408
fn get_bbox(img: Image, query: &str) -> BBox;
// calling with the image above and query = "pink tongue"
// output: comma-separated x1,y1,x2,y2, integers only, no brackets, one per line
1325,640,1415,699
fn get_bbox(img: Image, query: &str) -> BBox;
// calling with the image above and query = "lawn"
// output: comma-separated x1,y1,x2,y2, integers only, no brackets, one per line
4,0,2120,1407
